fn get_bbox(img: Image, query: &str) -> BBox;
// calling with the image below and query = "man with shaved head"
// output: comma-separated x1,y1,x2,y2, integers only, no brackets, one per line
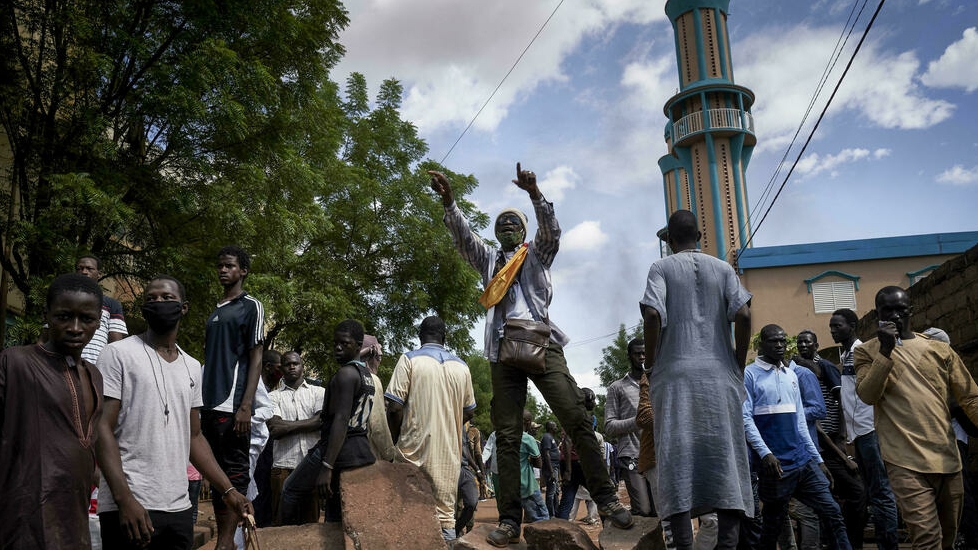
856,286,978,549
429,163,631,547
640,209,753,549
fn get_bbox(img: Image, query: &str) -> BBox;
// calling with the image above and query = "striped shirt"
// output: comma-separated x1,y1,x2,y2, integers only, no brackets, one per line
269,379,325,469
81,296,128,364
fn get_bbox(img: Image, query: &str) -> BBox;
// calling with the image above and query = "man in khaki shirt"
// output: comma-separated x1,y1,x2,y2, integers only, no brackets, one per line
855,285,978,549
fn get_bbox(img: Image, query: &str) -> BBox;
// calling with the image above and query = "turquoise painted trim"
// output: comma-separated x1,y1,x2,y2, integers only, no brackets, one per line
666,0,730,22
701,91,710,130
704,134,727,260
715,7,730,81
675,146,695,215
658,155,686,212
692,8,708,86
737,232,978,270
672,16,683,85
664,82,754,115
658,154,683,173
907,264,940,285
728,133,749,249
804,270,861,293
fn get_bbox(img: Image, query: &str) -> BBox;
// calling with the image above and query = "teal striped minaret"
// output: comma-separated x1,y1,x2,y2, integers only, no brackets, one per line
658,0,755,264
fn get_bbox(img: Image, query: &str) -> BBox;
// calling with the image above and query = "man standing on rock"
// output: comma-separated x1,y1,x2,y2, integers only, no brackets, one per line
385,316,476,542
640,209,752,549
429,164,632,548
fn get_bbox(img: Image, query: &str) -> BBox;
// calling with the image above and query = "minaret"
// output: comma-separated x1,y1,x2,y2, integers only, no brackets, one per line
658,0,756,263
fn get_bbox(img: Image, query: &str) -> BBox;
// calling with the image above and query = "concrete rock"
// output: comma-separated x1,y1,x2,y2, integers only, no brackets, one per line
598,515,665,550
252,522,345,549
522,519,597,550
453,524,526,550
339,460,447,550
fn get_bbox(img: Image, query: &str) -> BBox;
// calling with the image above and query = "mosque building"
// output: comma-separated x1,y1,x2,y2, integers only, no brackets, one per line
656,0,978,342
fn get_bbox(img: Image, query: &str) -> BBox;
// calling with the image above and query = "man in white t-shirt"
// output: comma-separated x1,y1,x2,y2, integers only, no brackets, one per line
93,276,251,549
266,351,325,524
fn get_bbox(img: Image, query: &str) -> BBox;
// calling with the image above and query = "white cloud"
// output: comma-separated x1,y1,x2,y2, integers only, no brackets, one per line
538,165,579,202
936,164,978,185
334,0,668,134
562,220,609,251
795,147,890,178
921,27,978,92
734,25,955,154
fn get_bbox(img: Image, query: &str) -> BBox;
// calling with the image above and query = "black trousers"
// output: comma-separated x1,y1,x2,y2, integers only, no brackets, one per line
99,507,194,550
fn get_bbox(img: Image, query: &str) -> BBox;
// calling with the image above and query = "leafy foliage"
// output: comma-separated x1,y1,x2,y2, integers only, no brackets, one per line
0,1,488,374
593,322,644,388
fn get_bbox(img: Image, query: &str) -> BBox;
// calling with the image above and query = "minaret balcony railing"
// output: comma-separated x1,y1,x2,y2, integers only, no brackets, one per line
672,108,754,145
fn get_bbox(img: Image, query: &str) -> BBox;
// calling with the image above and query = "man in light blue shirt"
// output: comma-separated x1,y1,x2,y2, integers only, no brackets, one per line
744,324,851,550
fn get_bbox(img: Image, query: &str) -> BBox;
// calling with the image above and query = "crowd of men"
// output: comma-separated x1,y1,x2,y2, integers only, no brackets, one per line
1,162,976,550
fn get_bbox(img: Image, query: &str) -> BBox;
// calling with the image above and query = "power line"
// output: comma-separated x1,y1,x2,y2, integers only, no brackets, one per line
564,323,642,349
747,0,869,229
439,0,565,165
737,0,886,261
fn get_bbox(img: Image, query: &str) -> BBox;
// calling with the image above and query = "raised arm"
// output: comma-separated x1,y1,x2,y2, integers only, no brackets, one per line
428,170,492,274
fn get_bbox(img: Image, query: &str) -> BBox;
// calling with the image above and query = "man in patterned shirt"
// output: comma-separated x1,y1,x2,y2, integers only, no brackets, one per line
428,164,631,548
266,351,325,525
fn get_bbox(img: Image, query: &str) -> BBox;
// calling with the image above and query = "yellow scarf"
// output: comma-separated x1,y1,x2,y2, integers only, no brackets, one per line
478,245,528,310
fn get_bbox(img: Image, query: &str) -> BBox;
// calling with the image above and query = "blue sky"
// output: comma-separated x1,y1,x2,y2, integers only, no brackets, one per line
333,0,978,393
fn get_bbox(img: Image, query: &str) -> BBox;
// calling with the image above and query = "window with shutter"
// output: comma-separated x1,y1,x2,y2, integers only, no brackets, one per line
811,281,856,313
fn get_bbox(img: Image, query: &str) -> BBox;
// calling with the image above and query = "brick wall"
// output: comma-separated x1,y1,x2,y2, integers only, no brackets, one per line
857,242,978,373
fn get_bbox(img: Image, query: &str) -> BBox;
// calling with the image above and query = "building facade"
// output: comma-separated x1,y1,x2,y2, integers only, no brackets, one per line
737,231,978,340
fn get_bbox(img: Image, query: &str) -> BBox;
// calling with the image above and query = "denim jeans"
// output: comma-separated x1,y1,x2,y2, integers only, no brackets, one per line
619,457,654,516
522,489,550,523
280,446,340,524
758,461,851,550
789,498,821,549
556,459,584,519
854,431,899,549
543,475,559,518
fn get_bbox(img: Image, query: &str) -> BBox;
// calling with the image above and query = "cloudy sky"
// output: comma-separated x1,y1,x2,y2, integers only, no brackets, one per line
332,0,978,394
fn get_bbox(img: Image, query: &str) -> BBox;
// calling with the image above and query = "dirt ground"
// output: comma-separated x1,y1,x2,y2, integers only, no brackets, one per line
195,484,617,549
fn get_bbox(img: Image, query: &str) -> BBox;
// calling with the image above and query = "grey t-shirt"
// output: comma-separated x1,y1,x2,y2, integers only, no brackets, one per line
97,335,203,513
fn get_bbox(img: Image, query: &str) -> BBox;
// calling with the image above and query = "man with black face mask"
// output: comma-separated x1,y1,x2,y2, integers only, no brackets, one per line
94,275,252,549
429,164,632,548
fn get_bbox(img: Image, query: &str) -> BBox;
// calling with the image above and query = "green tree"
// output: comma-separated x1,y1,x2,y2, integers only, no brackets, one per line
0,0,348,310
466,354,494,433
594,322,644,388
0,1,489,370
